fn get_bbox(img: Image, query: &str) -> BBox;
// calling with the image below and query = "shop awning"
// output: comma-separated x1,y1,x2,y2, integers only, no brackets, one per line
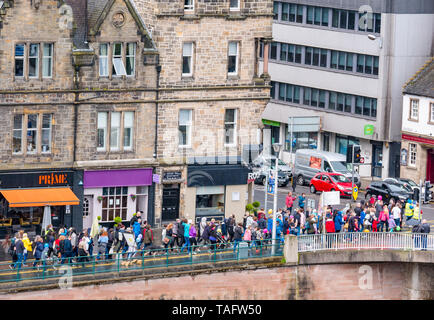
0,187,80,207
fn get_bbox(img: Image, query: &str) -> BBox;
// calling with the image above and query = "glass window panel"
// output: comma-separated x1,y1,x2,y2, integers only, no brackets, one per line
295,46,302,63
314,7,321,25
373,56,379,75
122,187,128,194
289,4,296,22
42,44,53,78
109,187,115,195
270,42,277,60
282,3,289,21
224,109,235,123
331,51,338,69
230,0,239,10
110,112,120,150
363,98,371,116
322,7,329,26
286,84,293,102
305,47,312,65
357,55,364,73
312,48,320,66
270,81,276,99
279,83,286,100
293,86,300,103
375,13,381,33
338,52,346,70
280,43,287,61
29,44,39,78
99,44,108,77
371,99,377,118
337,93,344,111
14,114,22,129
320,49,327,67
114,43,122,56
273,1,279,20
112,58,127,76
346,53,353,71
311,89,318,106
229,42,238,56
329,92,336,110
339,10,347,29
303,88,311,105
27,114,38,129
126,43,136,76
13,114,22,153
179,109,191,125
332,9,339,28
319,90,326,108
345,95,352,113
348,11,355,29
288,44,294,62
365,55,373,74
307,6,314,24
296,5,303,23
355,96,363,115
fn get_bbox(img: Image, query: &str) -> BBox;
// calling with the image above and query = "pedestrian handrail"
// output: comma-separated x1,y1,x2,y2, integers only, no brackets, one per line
297,232,434,252
0,239,283,284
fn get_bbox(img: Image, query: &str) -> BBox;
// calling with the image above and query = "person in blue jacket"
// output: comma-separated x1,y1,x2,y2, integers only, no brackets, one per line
359,209,366,232
334,210,344,233
181,219,191,253
298,193,306,209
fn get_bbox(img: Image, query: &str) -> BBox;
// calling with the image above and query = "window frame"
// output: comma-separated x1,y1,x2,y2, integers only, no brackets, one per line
41,113,52,154
99,43,109,77
224,108,238,147
42,43,54,79
409,143,417,167
178,109,192,148
125,42,136,77
409,99,419,121
28,43,40,79
229,0,240,11
182,42,194,77
12,114,23,154
97,111,108,152
227,41,240,76
430,102,434,124
184,0,194,12
97,111,135,152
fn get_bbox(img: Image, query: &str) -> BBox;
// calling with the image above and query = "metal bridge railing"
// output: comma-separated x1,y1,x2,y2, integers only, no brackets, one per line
298,232,434,252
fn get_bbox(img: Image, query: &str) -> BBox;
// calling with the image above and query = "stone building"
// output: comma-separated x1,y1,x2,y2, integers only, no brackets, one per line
400,58,434,184
0,0,272,235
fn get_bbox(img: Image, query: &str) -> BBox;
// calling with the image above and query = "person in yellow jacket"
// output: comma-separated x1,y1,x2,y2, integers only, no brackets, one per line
22,233,33,266
412,201,421,221
404,200,414,221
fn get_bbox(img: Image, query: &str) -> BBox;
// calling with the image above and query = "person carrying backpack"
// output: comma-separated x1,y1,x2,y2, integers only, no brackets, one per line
59,235,73,264
189,221,198,253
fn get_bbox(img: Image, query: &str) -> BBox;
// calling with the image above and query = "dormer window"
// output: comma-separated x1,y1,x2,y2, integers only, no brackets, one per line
99,42,136,78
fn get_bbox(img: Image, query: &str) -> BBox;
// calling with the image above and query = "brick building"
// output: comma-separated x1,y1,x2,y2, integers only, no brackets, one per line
0,0,272,235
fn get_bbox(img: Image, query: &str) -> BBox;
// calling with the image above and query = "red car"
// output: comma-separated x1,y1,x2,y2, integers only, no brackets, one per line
309,172,354,197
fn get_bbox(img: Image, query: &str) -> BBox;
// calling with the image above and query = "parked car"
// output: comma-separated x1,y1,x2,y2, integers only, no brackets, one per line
384,177,432,202
294,149,361,188
253,170,290,187
249,154,291,187
309,172,353,197
365,181,413,204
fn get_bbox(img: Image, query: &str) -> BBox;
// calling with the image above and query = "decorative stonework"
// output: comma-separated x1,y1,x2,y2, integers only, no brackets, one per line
112,11,126,28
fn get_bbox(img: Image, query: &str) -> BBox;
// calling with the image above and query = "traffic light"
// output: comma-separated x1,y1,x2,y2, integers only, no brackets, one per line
346,147,353,164
353,145,362,163
425,181,433,203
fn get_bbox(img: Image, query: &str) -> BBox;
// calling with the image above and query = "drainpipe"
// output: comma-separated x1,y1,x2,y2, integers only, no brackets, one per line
154,61,161,159
73,65,79,163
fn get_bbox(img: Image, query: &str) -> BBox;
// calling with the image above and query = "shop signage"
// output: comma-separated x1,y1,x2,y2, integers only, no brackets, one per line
247,172,260,183
152,174,160,184
0,170,74,188
262,119,280,127
288,116,320,133
364,124,374,135
163,171,182,182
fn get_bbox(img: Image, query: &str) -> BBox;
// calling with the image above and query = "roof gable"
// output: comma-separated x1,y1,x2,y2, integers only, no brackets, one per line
89,0,156,50
403,58,434,99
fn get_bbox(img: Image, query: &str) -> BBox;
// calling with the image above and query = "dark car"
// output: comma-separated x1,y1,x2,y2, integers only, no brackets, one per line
254,170,290,187
365,181,413,204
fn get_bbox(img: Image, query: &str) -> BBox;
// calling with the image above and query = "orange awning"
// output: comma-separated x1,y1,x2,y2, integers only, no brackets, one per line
0,187,80,208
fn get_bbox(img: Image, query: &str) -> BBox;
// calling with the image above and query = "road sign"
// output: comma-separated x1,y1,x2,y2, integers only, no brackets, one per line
360,157,365,164
353,186,358,201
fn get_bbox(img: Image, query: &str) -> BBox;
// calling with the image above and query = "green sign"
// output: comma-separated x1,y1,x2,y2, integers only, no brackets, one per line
262,119,280,127
364,124,374,135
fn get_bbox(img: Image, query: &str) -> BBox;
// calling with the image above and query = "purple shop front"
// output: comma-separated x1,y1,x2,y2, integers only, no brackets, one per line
82,169,153,229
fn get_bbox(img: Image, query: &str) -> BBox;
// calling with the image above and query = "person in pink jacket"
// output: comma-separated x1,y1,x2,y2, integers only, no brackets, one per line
243,226,252,247
285,192,296,214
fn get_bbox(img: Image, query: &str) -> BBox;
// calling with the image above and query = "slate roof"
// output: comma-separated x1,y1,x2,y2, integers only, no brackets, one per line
403,58,434,99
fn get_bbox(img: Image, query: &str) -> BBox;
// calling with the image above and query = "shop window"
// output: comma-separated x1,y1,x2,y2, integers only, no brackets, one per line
83,197,90,218
335,135,359,155
322,132,330,151
97,111,135,152
101,186,128,222
196,186,225,216
286,131,318,152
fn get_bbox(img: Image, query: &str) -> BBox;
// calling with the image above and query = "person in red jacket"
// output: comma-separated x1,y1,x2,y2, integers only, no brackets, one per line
285,192,296,214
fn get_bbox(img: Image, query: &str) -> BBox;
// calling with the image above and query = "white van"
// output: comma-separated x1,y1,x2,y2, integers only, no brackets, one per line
294,149,361,187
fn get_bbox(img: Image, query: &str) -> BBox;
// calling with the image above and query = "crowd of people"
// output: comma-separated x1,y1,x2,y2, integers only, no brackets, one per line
4,193,431,271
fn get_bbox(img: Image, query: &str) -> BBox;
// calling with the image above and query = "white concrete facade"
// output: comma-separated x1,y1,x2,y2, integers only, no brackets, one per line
262,1,433,180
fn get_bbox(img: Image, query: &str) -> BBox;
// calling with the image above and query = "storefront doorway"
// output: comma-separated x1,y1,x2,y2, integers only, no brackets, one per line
162,185,180,222
372,142,383,178
427,149,434,182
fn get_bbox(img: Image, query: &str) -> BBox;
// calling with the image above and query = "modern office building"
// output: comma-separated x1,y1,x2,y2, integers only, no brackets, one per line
260,0,433,184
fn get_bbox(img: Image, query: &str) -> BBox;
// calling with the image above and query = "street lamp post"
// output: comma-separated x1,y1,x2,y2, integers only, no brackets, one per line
271,143,283,255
